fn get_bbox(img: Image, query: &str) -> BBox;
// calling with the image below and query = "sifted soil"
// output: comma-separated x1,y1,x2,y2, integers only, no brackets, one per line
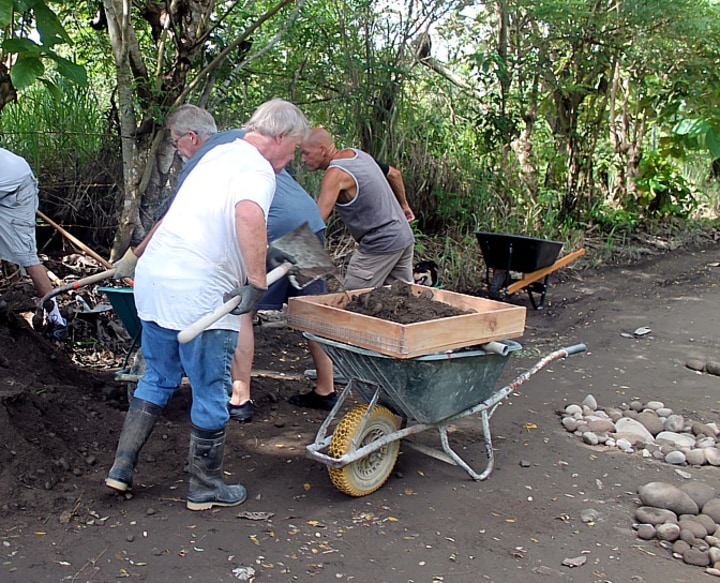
344,280,469,323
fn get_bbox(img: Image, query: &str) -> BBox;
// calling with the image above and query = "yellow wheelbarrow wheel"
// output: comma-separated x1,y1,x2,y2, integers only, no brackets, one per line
328,404,400,496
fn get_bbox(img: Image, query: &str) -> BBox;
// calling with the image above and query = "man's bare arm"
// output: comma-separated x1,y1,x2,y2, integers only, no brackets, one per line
385,165,415,221
235,201,268,288
133,220,163,257
316,167,355,221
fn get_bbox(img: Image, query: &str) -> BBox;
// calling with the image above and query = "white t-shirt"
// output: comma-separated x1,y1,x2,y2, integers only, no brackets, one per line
0,148,33,195
134,139,275,331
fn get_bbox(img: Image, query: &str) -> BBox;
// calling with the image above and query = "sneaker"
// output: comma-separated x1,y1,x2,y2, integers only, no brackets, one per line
228,400,254,422
288,390,338,411
44,322,69,341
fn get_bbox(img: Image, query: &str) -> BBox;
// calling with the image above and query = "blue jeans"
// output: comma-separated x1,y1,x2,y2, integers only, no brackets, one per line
134,320,237,430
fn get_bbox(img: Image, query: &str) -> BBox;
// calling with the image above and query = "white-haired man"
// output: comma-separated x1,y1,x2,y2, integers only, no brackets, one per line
106,99,309,511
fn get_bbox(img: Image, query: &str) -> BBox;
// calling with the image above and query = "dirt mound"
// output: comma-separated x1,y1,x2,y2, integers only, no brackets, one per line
0,306,121,514
0,287,314,519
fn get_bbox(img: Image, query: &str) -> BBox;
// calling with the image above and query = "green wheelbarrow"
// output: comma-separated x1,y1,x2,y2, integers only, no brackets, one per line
99,286,146,400
303,333,587,497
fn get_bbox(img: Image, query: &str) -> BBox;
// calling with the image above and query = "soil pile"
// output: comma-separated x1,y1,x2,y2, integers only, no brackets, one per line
344,281,470,323
0,304,122,514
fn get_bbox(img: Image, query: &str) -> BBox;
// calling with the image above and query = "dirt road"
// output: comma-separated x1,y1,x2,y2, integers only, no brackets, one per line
1,239,719,582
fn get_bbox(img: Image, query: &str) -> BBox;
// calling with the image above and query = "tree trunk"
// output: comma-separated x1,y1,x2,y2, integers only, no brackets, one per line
105,0,143,261
512,106,539,198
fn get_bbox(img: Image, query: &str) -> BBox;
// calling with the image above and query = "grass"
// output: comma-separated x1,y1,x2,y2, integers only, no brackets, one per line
1,82,121,250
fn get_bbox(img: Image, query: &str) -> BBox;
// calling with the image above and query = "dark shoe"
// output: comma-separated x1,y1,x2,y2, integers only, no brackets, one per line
106,398,162,492
228,400,254,423
288,390,338,411
187,426,247,511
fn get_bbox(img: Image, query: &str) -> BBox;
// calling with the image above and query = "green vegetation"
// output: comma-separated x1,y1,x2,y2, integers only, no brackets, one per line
1,0,719,291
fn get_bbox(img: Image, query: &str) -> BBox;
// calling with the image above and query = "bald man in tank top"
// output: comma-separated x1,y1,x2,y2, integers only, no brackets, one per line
300,128,415,290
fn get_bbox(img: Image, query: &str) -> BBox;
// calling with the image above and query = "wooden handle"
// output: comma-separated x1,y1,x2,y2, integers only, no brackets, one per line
505,248,586,295
68,268,118,289
177,263,290,344
37,210,113,269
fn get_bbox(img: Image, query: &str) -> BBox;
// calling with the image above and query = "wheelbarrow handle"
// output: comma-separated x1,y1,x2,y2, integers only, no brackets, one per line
177,263,291,344
563,343,587,356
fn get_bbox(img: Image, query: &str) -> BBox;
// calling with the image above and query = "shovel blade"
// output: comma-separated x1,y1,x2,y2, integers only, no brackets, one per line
269,222,337,288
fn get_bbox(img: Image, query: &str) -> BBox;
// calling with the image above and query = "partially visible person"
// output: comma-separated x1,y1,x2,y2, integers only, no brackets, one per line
0,147,67,339
182,128,334,419
105,99,309,511
289,128,415,409
229,166,335,419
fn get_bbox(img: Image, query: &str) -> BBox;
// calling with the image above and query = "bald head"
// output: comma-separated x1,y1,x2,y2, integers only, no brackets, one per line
306,127,334,147
300,127,338,171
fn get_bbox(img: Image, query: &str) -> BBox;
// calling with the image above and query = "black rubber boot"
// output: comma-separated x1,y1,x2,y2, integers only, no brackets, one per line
186,426,247,511
105,398,162,492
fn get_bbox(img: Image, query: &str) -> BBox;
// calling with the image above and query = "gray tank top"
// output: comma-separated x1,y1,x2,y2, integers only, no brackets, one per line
329,149,414,254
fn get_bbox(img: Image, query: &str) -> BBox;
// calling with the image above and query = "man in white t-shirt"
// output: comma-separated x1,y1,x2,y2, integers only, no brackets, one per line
105,99,309,511
0,147,68,339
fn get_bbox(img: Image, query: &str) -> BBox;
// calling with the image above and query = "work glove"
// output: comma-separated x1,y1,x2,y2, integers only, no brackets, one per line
266,245,297,271
224,283,268,315
114,248,138,280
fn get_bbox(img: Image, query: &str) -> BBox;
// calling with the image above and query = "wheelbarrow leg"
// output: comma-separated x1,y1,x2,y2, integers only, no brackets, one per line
526,275,551,309
435,407,495,481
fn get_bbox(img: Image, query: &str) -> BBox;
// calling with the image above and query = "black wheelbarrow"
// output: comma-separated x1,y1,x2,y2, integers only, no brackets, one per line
476,232,585,309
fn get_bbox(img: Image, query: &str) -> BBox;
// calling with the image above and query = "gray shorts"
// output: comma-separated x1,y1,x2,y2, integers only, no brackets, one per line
344,244,414,290
0,174,40,267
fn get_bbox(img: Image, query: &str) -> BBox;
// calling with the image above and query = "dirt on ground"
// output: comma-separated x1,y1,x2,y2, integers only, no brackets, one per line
2,233,720,583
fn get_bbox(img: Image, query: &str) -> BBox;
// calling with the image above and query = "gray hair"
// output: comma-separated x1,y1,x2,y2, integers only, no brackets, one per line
243,98,309,140
166,104,217,138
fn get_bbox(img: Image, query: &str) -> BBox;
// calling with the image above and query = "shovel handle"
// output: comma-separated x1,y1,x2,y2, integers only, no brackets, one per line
37,268,117,309
177,263,291,344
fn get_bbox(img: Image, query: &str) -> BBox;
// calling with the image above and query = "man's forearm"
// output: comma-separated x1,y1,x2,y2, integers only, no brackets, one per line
235,201,268,288
386,166,415,221
386,167,408,205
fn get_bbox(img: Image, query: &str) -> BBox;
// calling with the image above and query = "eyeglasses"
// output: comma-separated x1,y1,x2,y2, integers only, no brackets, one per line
170,131,191,149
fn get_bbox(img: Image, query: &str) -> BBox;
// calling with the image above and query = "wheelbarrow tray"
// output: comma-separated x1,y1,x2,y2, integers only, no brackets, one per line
99,286,142,341
476,232,563,273
288,284,526,359
306,333,521,424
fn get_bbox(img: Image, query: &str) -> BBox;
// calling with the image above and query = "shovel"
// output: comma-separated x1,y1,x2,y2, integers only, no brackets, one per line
34,267,118,326
177,222,336,344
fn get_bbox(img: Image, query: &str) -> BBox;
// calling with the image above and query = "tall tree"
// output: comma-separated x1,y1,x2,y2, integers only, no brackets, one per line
100,0,301,258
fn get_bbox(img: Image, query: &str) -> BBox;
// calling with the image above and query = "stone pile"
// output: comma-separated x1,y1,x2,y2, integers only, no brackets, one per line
559,395,720,466
634,481,720,575
686,358,720,377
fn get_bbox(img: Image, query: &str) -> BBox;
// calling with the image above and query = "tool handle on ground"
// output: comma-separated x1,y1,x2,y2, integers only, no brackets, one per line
177,263,291,344
563,343,587,356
